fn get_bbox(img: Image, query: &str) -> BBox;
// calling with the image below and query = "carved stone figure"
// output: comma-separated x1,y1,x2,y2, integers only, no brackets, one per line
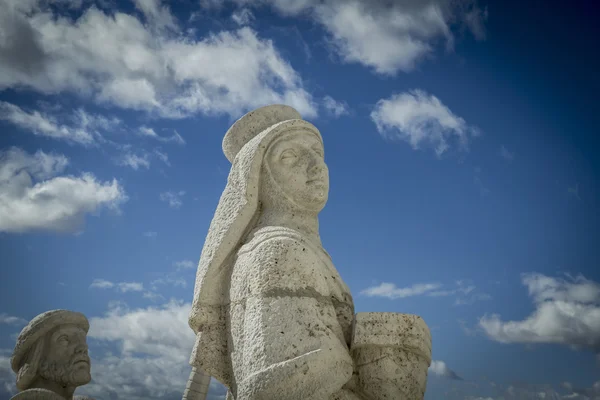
10,310,94,400
187,104,432,400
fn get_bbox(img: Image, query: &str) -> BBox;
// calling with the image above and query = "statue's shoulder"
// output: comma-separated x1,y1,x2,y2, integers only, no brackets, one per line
10,389,65,400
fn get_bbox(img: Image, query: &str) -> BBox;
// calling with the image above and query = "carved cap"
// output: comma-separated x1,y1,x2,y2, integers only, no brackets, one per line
11,310,89,374
222,104,302,162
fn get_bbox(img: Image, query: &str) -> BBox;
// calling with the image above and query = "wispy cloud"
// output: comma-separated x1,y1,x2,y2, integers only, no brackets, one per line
117,153,151,170
246,0,487,75
90,279,144,293
174,260,195,270
160,191,186,209
0,147,127,233
429,360,463,380
474,166,490,197
322,95,349,118
479,273,600,352
0,102,97,145
371,89,479,157
361,282,442,299
138,127,186,145
362,279,491,304
231,7,254,25
143,231,158,238
0,313,27,326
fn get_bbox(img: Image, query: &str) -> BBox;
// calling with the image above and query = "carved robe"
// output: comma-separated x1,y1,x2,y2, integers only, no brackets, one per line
228,226,355,400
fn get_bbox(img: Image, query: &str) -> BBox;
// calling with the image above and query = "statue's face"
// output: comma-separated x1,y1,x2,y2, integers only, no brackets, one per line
265,131,329,212
39,324,91,387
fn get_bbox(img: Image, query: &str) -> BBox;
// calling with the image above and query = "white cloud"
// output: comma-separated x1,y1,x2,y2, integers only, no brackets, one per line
322,95,349,118
132,0,177,30
118,282,145,293
362,279,490,304
117,152,152,170
174,260,195,270
0,101,96,145
0,147,127,233
0,0,318,119
90,279,144,293
231,7,254,25
80,300,228,400
138,126,185,145
0,313,27,326
229,0,487,75
151,277,187,289
0,350,17,397
361,282,442,299
160,191,185,209
429,360,462,380
371,89,479,156
479,273,600,352
90,279,116,289
143,231,158,238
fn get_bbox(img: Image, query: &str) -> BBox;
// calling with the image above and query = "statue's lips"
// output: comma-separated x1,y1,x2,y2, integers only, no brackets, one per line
306,178,326,185
73,357,90,366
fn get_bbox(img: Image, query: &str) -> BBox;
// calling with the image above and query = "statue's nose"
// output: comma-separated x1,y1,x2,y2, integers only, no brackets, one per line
75,343,88,354
307,152,326,174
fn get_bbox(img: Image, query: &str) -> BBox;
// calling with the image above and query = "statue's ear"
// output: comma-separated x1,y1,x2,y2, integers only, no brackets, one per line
15,338,45,391
16,362,38,391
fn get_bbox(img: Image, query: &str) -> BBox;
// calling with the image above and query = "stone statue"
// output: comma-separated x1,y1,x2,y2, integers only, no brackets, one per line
187,104,432,400
10,310,94,400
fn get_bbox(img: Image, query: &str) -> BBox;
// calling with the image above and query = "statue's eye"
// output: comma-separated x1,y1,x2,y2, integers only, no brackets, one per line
313,148,324,157
57,335,69,343
280,149,297,162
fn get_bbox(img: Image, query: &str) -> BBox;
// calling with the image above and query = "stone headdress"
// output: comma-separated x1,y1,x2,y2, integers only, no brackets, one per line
11,310,89,391
188,104,322,386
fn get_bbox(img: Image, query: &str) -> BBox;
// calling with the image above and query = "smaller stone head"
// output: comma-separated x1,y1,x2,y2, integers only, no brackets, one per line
11,310,91,393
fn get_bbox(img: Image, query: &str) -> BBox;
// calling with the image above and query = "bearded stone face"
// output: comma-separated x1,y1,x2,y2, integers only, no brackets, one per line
39,324,91,387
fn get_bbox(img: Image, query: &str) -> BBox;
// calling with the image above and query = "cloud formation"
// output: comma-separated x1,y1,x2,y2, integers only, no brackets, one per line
429,360,463,380
479,273,600,352
0,147,127,233
80,300,228,400
0,313,27,326
90,279,145,293
160,191,186,209
371,89,479,156
361,282,442,299
0,102,121,145
228,0,487,75
0,0,317,119
362,280,490,304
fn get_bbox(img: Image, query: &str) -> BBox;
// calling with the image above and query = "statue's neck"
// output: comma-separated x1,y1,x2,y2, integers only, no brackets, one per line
255,206,322,247
30,377,76,399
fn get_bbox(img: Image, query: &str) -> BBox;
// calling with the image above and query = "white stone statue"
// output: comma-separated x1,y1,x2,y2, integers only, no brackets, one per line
10,310,94,400
187,104,432,400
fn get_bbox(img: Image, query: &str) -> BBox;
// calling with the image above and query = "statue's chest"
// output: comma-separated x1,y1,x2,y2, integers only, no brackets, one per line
231,240,350,304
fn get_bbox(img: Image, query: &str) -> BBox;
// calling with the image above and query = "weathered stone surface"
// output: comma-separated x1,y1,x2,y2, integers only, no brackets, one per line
187,104,432,400
10,310,94,400
352,313,432,400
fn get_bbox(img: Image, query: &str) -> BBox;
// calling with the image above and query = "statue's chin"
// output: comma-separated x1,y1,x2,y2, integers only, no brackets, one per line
40,365,91,388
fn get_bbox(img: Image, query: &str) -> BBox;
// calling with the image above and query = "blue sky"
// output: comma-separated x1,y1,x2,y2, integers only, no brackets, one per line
1,0,599,399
